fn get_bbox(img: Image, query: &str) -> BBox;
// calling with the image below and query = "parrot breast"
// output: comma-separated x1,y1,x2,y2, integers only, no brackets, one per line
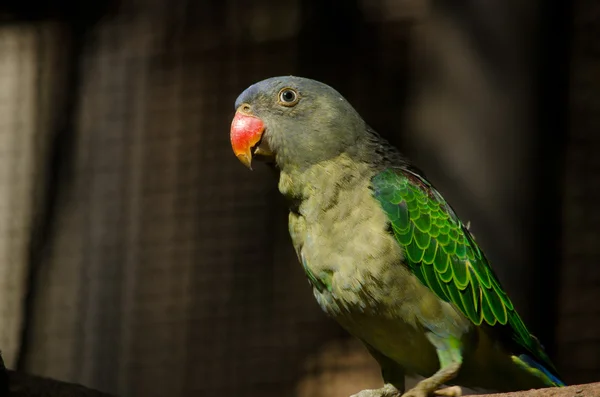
281,154,472,376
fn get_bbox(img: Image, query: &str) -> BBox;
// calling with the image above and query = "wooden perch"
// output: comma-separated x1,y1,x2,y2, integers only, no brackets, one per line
7,370,117,397
6,373,600,397
470,383,599,397
0,352,115,397
0,349,596,397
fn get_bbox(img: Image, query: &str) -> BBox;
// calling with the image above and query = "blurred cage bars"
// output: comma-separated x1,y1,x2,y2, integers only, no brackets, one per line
558,0,600,384
0,0,586,396
0,24,37,371
0,20,72,372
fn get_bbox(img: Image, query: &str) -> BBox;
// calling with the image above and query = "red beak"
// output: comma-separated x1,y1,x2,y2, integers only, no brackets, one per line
230,108,267,169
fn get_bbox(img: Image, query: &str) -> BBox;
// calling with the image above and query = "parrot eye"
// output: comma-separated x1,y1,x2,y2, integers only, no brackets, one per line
278,88,299,106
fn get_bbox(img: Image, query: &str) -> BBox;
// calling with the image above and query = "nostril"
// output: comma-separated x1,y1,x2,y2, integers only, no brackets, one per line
241,104,251,113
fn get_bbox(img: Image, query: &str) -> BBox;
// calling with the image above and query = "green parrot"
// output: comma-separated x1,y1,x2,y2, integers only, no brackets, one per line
229,76,565,397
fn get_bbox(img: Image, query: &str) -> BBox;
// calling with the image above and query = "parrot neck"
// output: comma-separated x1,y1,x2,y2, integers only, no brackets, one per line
276,127,411,213
277,153,374,214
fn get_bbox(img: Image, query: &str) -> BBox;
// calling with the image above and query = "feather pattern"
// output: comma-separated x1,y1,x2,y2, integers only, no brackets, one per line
371,167,562,384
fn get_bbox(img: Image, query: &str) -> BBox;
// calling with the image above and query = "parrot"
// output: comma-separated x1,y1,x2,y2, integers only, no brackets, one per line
229,76,565,397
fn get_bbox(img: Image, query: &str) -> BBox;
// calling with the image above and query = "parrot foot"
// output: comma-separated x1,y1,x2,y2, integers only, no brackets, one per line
433,386,462,397
401,363,461,397
350,383,401,397
400,386,461,397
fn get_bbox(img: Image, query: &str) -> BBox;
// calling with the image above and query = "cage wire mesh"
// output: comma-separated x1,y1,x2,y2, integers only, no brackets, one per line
0,0,590,396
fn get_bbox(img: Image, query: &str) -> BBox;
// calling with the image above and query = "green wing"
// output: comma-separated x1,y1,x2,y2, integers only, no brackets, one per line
371,167,556,372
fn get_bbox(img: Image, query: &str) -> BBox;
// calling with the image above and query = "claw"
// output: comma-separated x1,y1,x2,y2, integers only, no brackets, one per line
400,386,427,397
434,386,462,397
400,389,426,397
350,384,401,397
401,362,462,397
400,385,461,397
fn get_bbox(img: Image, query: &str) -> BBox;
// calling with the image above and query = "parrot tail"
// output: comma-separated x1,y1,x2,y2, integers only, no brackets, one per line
513,354,566,387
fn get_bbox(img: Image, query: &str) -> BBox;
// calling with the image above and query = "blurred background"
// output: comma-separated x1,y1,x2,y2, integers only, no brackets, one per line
0,0,593,396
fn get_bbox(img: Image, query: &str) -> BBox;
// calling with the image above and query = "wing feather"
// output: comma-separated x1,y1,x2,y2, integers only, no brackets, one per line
371,167,558,375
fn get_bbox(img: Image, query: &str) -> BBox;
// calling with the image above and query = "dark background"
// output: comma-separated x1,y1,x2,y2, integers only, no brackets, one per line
0,0,594,396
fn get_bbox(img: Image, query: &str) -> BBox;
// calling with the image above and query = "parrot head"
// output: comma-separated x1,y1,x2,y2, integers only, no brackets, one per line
230,76,365,171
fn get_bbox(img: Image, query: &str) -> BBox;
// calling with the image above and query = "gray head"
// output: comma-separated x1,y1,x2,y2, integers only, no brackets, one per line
230,76,367,171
